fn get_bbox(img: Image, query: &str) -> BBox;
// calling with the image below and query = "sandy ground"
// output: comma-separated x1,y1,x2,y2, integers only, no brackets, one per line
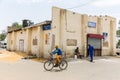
0,50,24,63
0,49,46,63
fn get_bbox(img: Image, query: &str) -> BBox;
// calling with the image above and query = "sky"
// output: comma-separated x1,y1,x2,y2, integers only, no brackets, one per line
0,0,120,32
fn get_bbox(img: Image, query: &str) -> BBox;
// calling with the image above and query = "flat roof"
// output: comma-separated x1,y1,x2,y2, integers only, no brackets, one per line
7,20,52,33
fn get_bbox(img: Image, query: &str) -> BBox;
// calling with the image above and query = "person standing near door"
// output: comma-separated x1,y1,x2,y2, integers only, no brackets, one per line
88,44,94,62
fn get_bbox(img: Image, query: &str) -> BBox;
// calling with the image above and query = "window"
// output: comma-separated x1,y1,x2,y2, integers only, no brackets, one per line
33,38,37,45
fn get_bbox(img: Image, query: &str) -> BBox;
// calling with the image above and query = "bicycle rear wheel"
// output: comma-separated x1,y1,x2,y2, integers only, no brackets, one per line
59,60,68,70
44,61,54,71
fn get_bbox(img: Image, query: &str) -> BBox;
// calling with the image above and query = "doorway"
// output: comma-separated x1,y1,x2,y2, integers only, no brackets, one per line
19,39,24,52
51,34,55,51
87,34,103,56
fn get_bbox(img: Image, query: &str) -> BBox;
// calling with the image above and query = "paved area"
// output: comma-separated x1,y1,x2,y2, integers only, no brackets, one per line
0,50,120,80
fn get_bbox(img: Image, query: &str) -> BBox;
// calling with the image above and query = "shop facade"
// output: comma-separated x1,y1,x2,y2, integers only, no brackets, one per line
7,7,116,58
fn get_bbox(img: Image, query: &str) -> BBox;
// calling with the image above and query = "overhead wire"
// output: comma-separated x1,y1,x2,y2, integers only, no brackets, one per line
67,0,112,15
67,0,97,9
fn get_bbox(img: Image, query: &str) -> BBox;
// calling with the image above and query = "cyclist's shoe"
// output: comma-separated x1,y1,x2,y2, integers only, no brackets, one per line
54,64,58,67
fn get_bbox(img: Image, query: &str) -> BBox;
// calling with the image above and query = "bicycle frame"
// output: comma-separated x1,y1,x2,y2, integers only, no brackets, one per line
47,55,56,63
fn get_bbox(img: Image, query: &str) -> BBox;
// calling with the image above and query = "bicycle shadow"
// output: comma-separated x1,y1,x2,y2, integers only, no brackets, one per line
43,68,63,72
50,69,62,72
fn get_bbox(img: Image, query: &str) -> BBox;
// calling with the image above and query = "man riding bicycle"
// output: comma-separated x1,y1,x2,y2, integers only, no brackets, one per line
52,45,63,67
44,45,67,71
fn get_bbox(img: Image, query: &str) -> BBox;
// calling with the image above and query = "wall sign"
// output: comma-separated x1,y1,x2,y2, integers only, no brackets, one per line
88,22,96,28
45,33,50,45
43,24,51,30
103,32,108,42
66,39,77,46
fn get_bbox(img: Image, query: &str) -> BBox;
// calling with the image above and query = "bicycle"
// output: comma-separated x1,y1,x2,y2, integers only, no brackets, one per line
44,53,68,71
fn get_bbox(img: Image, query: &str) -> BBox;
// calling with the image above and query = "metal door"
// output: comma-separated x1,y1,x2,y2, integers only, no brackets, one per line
19,39,24,52
87,38,102,56
51,34,55,51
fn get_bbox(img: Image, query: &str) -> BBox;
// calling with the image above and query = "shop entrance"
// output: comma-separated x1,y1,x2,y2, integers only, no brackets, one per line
87,34,104,56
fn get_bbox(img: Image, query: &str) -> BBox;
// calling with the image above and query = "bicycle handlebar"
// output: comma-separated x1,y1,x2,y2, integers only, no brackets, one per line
49,53,53,56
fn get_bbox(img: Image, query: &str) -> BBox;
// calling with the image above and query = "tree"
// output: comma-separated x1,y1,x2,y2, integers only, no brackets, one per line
0,30,6,41
117,40,120,48
116,30,120,36
12,22,22,28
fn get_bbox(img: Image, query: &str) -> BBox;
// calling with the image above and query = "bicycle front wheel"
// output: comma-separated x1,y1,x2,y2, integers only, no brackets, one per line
59,60,68,70
44,61,54,71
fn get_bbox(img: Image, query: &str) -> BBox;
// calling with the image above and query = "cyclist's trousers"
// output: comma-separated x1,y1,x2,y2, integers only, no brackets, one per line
56,55,62,64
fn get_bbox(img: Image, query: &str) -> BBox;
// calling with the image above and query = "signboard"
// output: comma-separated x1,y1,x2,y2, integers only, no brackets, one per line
88,22,96,28
43,24,51,30
103,32,108,42
66,39,77,46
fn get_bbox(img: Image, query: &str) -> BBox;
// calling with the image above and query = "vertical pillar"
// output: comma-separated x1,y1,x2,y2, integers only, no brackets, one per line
39,26,44,57
37,26,41,57
26,29,32,54
13,31,17,51
97,18,102,34
12,31,15,51
7,33,10,50
110,19,116,55
97,17,103,55
81,14,88,57
59,9,65,52
52,7,61,49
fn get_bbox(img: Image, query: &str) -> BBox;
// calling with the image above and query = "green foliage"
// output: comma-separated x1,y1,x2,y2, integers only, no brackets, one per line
117,30,120,36
118,40,120,45
117,40,120,48
12,22,22,28
0,34,6,41
0,31,6,41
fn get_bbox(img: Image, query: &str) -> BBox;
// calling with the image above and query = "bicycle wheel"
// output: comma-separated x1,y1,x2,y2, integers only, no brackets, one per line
59,60,68,70
44,61,54,71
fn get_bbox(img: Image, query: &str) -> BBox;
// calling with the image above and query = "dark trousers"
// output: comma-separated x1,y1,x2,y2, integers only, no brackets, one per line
90,54,93,62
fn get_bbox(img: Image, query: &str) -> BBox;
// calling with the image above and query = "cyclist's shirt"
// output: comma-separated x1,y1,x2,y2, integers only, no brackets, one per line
52,48,62,55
